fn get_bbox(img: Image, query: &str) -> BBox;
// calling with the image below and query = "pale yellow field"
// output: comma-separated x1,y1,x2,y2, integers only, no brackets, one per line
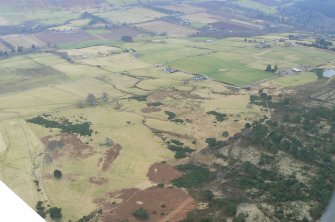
0,16,15,25
2,34,46,48
52,62,110,80
160,4,206,14
271,72,318,87
49,19,91,31
0,119,44,207
61,46,121,58
182,12,221,24
0,132,6,153
96,7,166,24
136,21,198,37
78,53,152,72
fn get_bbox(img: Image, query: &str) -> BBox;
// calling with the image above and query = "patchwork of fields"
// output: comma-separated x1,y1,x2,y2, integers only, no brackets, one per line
0,1,334,221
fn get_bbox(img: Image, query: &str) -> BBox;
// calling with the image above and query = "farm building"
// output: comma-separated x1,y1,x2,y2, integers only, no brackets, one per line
193,74,208,81
323,69,335,78
164,67,177,73
292,67,302,72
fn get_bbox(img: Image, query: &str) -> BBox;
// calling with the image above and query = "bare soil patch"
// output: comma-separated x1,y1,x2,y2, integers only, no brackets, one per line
100,186,197,222
42,133,96,161
147,162,182,184
98,144,123,171
99,26,144,40
89,177,109,185
36,31,96,44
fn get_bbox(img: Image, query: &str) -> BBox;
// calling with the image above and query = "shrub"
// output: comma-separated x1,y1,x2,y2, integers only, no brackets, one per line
132,208,149,220
53,170,62,179
49,207,62,219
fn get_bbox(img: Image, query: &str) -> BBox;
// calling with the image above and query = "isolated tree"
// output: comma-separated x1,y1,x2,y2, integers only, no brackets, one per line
49,207,62,220
53,170,62,179
32,44,36,50
265,64,272,72
86,93,97,106
315,68,324,79
273,65,278,73
201,189,214,201
222,131,229,137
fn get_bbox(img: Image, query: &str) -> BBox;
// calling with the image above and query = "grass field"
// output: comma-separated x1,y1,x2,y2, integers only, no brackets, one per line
182,12,220,24
271,72,318,87
2,34,46,48
0,119,44,207
95,7,166,24
135,21,198,37
1,9,81,25
57,39,121,49
169,54,274,86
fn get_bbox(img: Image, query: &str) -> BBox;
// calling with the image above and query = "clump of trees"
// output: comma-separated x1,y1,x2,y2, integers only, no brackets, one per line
206,138,227,149
265,64,277,73
173,164,214,188
35,202,62,220
27,115,93,136
121,35,133,42
168,140,194,159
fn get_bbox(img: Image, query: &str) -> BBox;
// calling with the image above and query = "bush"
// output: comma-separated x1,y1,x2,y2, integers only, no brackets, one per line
132,208,149,220
226,203,237,217
53,170,62,179
207,111,227,121
201,190,214,201
165,111,176,120
49,207,62,219
234,213,246,222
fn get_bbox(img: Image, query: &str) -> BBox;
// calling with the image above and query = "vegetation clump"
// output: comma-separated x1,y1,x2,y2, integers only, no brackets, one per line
27,115,93,136
173,164,213,188
132,208,149,220
207,111,227,122
165,111,176,120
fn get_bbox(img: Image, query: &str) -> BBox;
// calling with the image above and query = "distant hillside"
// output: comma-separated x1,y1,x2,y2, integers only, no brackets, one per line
296,0,335,18
0,0,104,9
0,0,168,9
279,0,335,33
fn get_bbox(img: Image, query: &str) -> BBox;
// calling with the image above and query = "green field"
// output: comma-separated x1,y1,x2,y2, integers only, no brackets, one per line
271,72,318,87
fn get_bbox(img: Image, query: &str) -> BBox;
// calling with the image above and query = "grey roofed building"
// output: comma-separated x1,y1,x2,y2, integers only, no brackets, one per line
164,67,177,73
323,69,335,78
